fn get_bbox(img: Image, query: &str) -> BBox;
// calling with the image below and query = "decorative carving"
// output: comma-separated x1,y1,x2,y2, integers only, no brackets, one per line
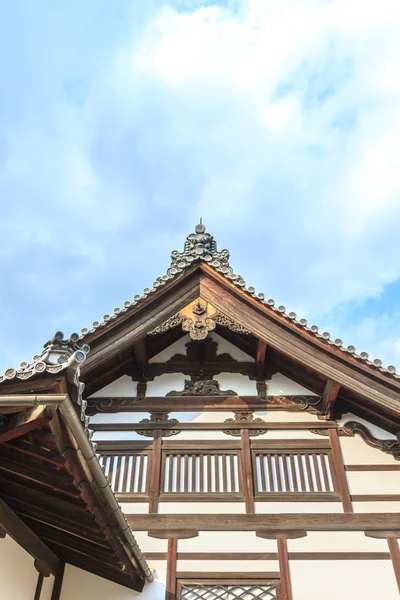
137,381,147,400
166,372,237,396
86,397,131,415
256,381,268,400
275,395,322,413
309,427,348,437
341,421,400,460
223,411,267,437
148,313,182,336
136,413,180,438
182,308,216,341
192,302,206,315
213,312,250,334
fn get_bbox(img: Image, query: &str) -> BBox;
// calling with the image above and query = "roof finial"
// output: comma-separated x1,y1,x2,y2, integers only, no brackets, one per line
195,217,206,234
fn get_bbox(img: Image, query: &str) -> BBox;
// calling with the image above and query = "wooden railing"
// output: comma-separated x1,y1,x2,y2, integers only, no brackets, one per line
99,452,149,496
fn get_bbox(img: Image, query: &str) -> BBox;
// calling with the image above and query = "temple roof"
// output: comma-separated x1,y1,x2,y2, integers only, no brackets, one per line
70,222,398,380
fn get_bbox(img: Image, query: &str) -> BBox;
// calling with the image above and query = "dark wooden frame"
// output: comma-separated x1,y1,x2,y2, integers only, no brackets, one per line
176,575,281,600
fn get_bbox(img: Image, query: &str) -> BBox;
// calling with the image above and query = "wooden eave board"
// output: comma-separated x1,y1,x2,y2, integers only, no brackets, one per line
0,416,142,590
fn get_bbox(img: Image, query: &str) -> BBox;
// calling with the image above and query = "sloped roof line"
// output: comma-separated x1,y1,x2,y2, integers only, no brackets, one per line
74,222,398,380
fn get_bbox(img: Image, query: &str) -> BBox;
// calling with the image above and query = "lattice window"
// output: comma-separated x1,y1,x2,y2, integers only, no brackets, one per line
100,453,149,494
161,451,241,495
179,581,279,600
253,451,334,494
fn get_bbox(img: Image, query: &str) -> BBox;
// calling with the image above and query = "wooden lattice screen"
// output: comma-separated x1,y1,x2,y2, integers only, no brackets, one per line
177,580,279,600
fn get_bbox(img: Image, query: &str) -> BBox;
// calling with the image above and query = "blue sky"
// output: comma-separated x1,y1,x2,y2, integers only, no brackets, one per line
1,0,400,372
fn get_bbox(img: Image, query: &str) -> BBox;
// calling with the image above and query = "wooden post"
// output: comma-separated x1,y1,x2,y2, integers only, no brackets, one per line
387,537,400,592
149,430,162,514
33,573,44,600
277,538,293,600
328,429,352,513
51,562,65,600
240,429,255,514
166,538,177,600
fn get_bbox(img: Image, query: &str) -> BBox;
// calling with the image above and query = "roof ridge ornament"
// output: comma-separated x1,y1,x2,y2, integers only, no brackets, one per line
167,221,245,284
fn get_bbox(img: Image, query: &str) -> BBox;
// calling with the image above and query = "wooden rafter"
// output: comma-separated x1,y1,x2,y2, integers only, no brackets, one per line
0,497,60,576
321,379,341,416
0,406,55,446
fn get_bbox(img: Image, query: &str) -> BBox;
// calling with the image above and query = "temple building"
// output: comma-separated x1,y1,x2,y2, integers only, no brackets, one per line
0,222,400,599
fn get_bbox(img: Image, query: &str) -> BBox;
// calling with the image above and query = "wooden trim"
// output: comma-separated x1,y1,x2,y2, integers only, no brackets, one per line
159,493,244,502
328,429,352,513
278,538,292,600
145,551,392,561
345,465,400,471
240,429,254,514
166,538,177,600
51,562,65,600
321,380,340,414
0,498,60,576
366,531,400,539
163,440,242,450
149,530,198,540
33,573,44,600
87,396,333,413
257,530,307,540
255,493,340,502
149,431,162,514
126,513,400,531
387,537,400,592
176,571,280,579
115,493,149,503
92,421,335,431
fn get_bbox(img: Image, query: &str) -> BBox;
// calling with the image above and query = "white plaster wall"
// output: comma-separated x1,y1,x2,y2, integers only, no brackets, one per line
132,533,168,553
89,375,137,398
177,559,279,571
119,502,149,514
263,429,325,440
255,502,343,513
340,436,397,465
290,560,398,600
149,334,191,362
287,531,389,553
146,374,186,396
171,429,233,441
59,562,166,600
178,531,277,553
91,412,149,424
209,332,254,361
0,535,38,600
158,502,246,514
267,374,315,396
215,373,257,395
93,431,147,441
257,411,321,423
347,471,400,495
353,501,400,512
40,574,55,600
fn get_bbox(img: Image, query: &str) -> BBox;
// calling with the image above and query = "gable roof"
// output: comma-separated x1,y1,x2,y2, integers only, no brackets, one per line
77,222,398,380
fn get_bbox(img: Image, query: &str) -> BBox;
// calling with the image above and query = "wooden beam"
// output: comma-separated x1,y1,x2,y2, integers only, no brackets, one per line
0,406,55,445
240,429,254,514
256,340,267,375
328,429,353,513
149,430,162,514
0,497,60,576
126,513,400,532
387,537,400,593
166,538,177,600
321,380,340,416
133,339,148,374
92,421,335,431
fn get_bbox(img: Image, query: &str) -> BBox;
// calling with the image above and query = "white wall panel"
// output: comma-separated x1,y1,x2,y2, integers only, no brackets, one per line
158,502,245,514
267,374,315,396
178,531,277,553
264,429,324,439
132,533,168,553
339,413,397,440
255,502,343,513
0,535,38,600
40,575,55,600
347,471,400,495
146,374,186,396
353,501,400,513
209,332,254,361
290,560,398,600
89,375,137,398
177,559,279,571
257,411,321,423
149,334,191,362
288,531,389,553
215,373,257,395
340,436,397,465
93,431,145,441
119,502,149,514
60,562,166,600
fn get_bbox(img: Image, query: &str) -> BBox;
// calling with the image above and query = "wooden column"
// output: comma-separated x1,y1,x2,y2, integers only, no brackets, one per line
33,573,44,600
51,562,65,600
277,538,293,600
240,429,255,514
166,538,177,600
149,430,162,514
387,537,400,592
328,429,352,513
